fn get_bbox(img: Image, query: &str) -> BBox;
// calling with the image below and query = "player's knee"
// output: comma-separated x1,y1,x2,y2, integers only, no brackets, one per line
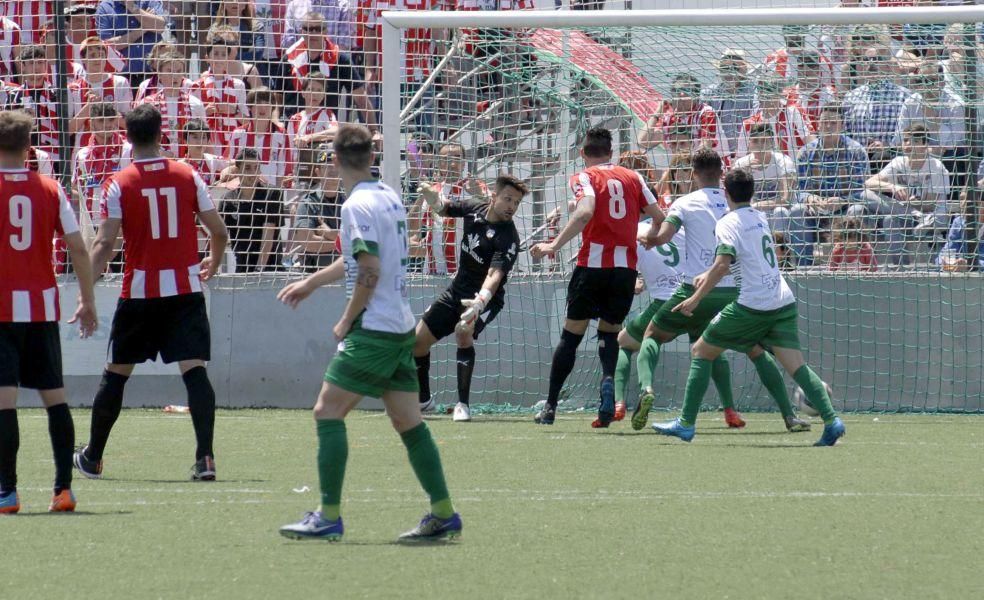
455,330,474,348
388,410,421,433
746,345,764,359
616,329,631,348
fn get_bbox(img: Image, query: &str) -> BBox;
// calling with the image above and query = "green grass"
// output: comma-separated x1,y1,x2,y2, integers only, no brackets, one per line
5,409,983,599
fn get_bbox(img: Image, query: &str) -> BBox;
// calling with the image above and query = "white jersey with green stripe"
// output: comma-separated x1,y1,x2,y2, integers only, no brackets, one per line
715,205,795,311
636,222,684,301
664,187,735,287
340,180,416,334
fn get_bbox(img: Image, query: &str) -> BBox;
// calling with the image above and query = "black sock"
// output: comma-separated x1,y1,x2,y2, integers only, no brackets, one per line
597,331,619,379
415,354,431,405
87,370,128,462
46,404,74,494
456,346,476,406
547,329,585,409
183,367,216,460
0,409,18,493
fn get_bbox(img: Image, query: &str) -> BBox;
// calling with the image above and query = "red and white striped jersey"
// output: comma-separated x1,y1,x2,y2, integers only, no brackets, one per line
101,158,215,300
135,75,194,103
765,48,835,88
0,17,21,78
353,0,374,50
66,40,126,77
140,89,206,158
788,84,836,131
420,177,489,275
68,74,133,120
368,0,455,82
191,74,249,157
2,0,52,44
226,122,289,185
286,107,338,161
735,102,815,159
657,101,731,159
73,134,129,223
180,153,228,186
26,146,54,178
569,164,656,270
285,37,340,91
7,82,60,152
0,168,78,322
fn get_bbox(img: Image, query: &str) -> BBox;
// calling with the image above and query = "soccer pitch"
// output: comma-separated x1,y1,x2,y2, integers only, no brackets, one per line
6,409,982,599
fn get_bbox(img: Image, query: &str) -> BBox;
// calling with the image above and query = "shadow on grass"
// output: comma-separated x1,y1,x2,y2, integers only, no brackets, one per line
109,478,269,484
281,540,461,548
12,510,134,517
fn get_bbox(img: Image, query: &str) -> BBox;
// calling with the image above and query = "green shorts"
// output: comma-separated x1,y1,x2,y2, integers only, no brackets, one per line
652,284,738,342
624,298,666,343
324,322,418,398
702,302,802,353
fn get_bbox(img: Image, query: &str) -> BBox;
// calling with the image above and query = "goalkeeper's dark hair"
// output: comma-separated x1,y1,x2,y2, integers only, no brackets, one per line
724,168,755,205
334,123,374,170
583,127,613,158
495,174,529,197
691,147,723,179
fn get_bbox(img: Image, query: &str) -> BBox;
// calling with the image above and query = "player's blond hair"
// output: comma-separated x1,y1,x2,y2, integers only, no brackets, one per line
0,110,33,154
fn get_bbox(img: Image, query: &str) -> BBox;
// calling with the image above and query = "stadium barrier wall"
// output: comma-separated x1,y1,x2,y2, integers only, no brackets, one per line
23,275,983,413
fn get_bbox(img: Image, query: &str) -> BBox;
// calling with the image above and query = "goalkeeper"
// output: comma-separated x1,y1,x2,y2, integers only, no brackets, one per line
413,174,528,422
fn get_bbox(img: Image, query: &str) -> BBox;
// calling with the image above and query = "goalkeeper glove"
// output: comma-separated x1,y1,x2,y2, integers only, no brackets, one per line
456,288,493,335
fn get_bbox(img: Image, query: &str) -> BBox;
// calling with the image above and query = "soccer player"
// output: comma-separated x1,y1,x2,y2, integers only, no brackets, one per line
652,168,846,446
0,109,98,513
530,127,664,428
73,104,230,481
413,174,527,422
277,124,461,542
633,148,810,433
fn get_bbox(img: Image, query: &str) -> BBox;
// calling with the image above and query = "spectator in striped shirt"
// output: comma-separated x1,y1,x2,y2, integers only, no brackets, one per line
178,118,228,186
286,73,338,165
842,45,912,164
734,75,815,160
67,37,133,141
0,15,21,79
775,103,869,266
9,45,59,153
283,0,355,52
638,73,729,160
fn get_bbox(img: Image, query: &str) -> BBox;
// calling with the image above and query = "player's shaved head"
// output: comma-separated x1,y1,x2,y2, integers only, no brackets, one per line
724,168,755,205
333,123,374,171
0,110,33,155
582,127,613,159
125,103,163,147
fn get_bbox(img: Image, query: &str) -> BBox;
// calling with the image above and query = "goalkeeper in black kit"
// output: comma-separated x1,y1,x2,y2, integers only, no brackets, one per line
413,174,529,422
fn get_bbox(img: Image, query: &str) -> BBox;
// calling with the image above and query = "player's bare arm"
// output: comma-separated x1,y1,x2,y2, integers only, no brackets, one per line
531,194,595,258
277,257,345,309
335,253,381,340
63,230,99,338
89,217,122,277
641,219,678,250
196,209,229,281
456,267,506,335
673,254,731,317
417,181,450,216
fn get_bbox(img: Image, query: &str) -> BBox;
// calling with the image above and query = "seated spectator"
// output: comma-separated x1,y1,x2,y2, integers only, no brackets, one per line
68,37,132,140
226,87,289,186
283,0,355,52
654,123,696,207
827,216,878,272
72,101,129,227
8,45,60,152
617,150,660,205
735,76,814,159
733,122,797,227
212,0,260,64
777,103,870,265
789,49,837,130
700,48,759,153
134,41,191,102
139,51,206,158
95,0,167,83
940,23,975,98
178,118,228,185
639,73,729,159
842,44,912,162
286,73,338,166
936,187,984,271
856,123,951,263
206,24,264,91
217,148,284,273
291,144,343,271
766,24,834,86
0,15,21,78
191,28,250,156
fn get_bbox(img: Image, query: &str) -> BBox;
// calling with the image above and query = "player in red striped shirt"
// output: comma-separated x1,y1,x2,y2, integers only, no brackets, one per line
0,109,97,514
530,128,664,428
73,104,229,483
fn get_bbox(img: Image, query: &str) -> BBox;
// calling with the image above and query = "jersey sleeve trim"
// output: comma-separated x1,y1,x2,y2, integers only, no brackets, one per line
102,179,122,219
192,170,216,212
665,214,683,229
715,243,737,258
56,183,81,235
351,238,379,258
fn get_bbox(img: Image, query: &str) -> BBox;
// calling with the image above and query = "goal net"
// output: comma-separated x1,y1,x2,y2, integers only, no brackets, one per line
379,7,984,414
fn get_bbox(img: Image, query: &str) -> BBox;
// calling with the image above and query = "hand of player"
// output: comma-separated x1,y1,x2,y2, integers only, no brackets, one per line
692,272,708,290
333,316,354,341
68,297,98,339
456,292,490,335
198,256,220,282
277,278,316,309
638,231,657,250
634,277,646,295
416,182,443,214
529,242,556,259
672,296,698,317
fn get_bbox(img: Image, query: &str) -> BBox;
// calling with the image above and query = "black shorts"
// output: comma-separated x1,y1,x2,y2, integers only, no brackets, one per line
422,287,504,341
566,266,637,324
109,293,211,365
0,322,63,390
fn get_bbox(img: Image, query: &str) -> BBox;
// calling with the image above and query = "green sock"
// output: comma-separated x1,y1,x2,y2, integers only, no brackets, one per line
752,353,794,418
710,356,735,410
316,419,347,520
681,358,713,427
636,337,662,393
400,422,454,519
793,365,836,424
615,348,634,405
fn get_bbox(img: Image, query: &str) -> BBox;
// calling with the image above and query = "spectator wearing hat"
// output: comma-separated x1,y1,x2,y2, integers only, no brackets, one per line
95,0,167,83
700,47,759,153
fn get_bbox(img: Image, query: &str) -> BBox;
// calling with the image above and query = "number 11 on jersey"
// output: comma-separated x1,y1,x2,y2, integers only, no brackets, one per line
142,187,178,240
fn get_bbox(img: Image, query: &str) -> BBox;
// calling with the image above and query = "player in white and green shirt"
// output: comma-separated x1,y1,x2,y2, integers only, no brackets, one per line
652,168,846,447
276,125,461,542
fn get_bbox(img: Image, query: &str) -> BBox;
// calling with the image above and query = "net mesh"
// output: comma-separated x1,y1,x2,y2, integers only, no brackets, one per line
2,2,981,413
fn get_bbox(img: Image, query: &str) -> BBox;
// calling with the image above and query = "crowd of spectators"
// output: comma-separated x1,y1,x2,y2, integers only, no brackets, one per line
1,0,983,275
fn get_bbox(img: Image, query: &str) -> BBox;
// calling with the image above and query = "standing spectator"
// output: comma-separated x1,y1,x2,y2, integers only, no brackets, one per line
283,0,355,52
72,102,129,228
179,118,228,185
856,123,951,263
700,48,759,154
776,103,870,266
291,144,343,271
218,148,284,273
191,30,250,157
940,22,976,99
842,45,912,162
139,52,206,158
286,73,338,167
3,0,51,45
733,122,797,228
95,0,167,84
65,3,126,72
735,76,814,159
226,87,289,186
67,37,133,140
827,216,878,272
790,50,838,130
638,73,729,159
766,25,834,86
0,15,21,79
